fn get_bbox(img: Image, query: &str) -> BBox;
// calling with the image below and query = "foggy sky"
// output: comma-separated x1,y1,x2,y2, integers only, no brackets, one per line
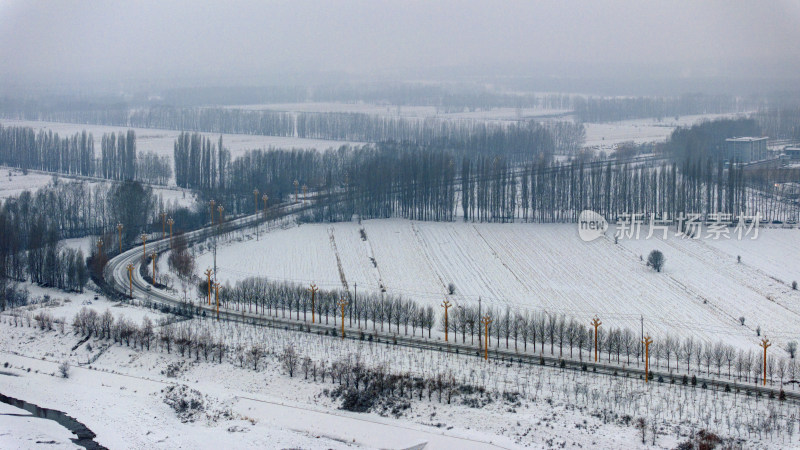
2,0,799,89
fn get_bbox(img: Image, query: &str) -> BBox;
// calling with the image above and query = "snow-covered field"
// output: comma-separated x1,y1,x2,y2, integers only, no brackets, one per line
198,219,800,353
583,113,750,150
0,169,54,200
223,102,571,120
0,119,362,160
0,166,197,209
1,284,794,449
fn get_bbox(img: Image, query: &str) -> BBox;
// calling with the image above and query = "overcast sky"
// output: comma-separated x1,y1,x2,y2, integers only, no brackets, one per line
2,0,799,88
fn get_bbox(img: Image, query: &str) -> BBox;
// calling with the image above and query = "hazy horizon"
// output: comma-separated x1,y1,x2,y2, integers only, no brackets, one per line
2,1,800,96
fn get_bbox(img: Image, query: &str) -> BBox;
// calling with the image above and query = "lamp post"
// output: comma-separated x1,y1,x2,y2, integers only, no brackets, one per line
116,223,123,253
441,299,452,342
160,212,167,238
642,335,653,383
140,233,147,259
337,298,348,339
760,337,771,386
262,194,268,217
167,217,174,248
96,238,103,259
126,264,134,299
302,184,307,201
481,315,492,361
253,189,259,213
209,200,216,226
591,316,602,362
204,269,213,306
217,205,224,226
308,283,319,323
213,281,221,320
151,252,157,282
293,180,299,202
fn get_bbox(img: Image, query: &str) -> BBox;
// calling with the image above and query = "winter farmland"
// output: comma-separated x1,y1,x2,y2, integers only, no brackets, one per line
197,220,800,354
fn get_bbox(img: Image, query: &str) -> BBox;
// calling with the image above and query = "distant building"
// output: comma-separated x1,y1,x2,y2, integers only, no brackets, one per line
725,137,768,163
784,146,800,160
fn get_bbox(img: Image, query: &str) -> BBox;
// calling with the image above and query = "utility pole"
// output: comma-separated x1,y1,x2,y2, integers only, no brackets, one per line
167,218,174,248
209,200,215,226
126,264,134,299
160,212,167,238
592,316,602,362
140,233,147,259
640,315,644,362
481,315,492,361
354,282,359,328
350,282,356,327
213,281,221,320
217,205,224,227
151,252,157,282
442,299,452,342
337,298,348,339
262,194,268,218
308,284,319,323
204,269,213,306
116,223,123,253
760,337,771,386
477,297,482,347
642,335,653,383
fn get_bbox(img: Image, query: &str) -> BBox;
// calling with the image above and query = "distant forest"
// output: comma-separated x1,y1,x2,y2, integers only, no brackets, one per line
0,125,171,185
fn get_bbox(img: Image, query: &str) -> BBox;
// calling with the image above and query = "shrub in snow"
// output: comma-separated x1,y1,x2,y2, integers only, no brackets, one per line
787,341,797,359
58,361,70,378
447,282,456,295
646,250,665,272
793,281,798,290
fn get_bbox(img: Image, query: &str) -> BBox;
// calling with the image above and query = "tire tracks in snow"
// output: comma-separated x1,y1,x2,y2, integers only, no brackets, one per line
328,226,349,291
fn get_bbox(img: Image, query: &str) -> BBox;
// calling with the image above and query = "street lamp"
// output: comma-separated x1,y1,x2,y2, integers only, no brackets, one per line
96,238,103,259
337,298,348,339
204,269,213,306
308,284,319,323
262,194,268,217
642,335,653,383
481,315,492,361
302,184,307,201
126,264,134,299
253,189,259,213
167,217,174,248
441,300,452,342
217,205,224,225
140,233,147,259
293,180,299,202
760,337,771,386
213,281,222,320
209,199,216,225
116,223,123,253
160,212,167,238
591,316,602,362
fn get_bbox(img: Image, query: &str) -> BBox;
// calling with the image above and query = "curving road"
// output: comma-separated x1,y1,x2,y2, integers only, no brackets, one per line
104,197,800,404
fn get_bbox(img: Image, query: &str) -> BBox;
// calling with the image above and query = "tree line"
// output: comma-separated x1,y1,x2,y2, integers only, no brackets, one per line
0,124,171,185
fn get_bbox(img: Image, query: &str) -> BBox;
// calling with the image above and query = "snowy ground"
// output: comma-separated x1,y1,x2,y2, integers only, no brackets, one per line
198,219,800,353
3,285,794,449
223,102,571,121
0,169,54,200
582,112,750,151
0,166,197,210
